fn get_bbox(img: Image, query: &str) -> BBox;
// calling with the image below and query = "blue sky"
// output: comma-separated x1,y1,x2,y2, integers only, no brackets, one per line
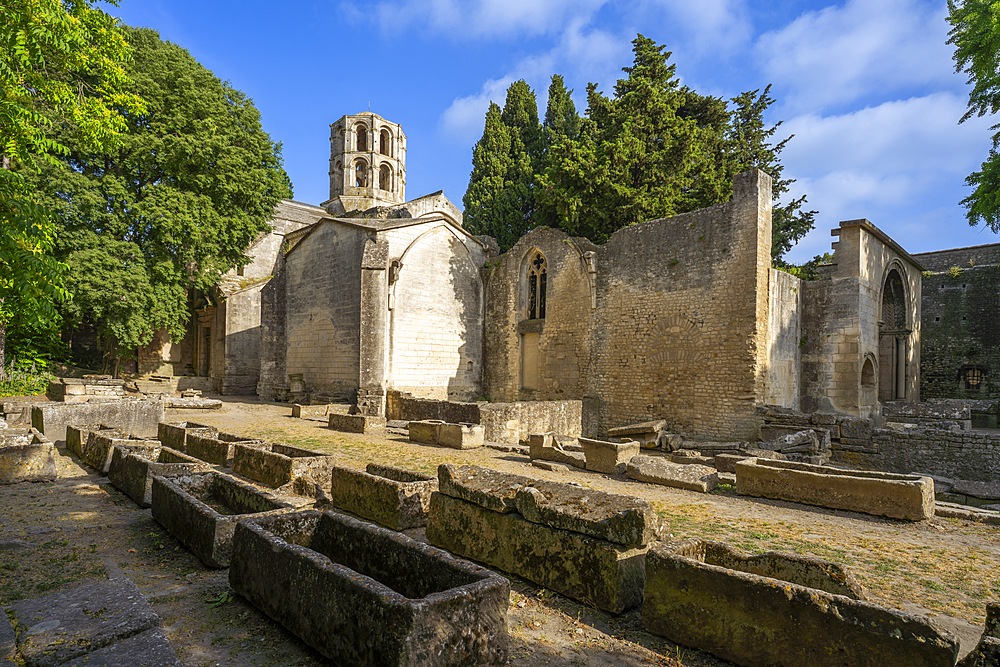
108,0,1000,262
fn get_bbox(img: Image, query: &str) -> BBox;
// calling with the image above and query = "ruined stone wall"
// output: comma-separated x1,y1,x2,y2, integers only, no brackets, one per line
284,222,364,400
800,271,832,413
222,284,264,394
482,227,596,405
483,171,773,439
836,428,1000,483
257,268,287,400
387,223,485,401
766,268,802,410
914,244,1000,399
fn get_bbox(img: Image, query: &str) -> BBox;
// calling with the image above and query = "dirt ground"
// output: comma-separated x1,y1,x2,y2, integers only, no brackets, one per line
2,397,998,666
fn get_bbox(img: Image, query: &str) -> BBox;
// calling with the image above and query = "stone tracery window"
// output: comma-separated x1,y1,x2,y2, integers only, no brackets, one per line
354,158,368,187
527,251,547,320
379,164,391,191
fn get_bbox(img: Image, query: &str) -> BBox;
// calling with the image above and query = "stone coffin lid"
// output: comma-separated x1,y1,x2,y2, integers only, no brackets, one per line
438,464,658,547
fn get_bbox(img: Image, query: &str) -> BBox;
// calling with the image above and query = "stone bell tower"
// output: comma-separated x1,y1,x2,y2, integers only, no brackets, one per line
326,112,406,215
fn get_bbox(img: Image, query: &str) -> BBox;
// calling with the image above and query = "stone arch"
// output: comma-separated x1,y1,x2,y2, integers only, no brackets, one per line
861,353,877,409
522,249,548,321
878,264,910,401
379,128,391,156
355,123,368,151
353,158,368,187
378,163,392,191
389,226,483,400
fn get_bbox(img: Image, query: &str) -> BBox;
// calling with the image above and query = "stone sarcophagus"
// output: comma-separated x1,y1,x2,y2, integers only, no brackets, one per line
0,428,56,484
108,445,211,507
426,464,654,613
229,510,510,667
643,540,959,667
328,464,437,530
735,458,935,521
231,442,335,493
156,421,214,451
183,431,266,466
151,472,293,567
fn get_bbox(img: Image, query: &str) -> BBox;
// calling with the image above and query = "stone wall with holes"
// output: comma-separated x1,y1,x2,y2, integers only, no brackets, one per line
283,221,365,401
800,220,922,417
384,221,486,401
913,244,1000,400
483,171,774,439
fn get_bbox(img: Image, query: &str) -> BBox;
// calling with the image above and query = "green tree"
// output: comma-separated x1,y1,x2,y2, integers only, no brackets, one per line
948,0,1000,230
27,27,291,372
0,0,143,376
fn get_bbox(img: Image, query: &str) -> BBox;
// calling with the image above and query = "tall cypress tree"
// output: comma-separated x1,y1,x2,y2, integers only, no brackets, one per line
463,103,520,249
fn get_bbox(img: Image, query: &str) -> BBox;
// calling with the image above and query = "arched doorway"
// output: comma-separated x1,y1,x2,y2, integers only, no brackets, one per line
878,268,909,401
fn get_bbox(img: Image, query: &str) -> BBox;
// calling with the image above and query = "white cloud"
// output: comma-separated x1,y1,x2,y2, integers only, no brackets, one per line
364,0,607,39
624,0,752,57
779,92,995,261
756,0,956,114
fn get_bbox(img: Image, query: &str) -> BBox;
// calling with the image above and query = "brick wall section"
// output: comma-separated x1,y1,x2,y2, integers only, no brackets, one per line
914,244,1000,399
766,268,802,410
483,170,773,439
284,222,365,400
388,225,484,400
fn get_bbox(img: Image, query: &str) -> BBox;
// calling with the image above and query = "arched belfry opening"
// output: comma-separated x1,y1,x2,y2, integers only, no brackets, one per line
355,124,368,152
354,158,368,187
380,129,391,156
379,164,391,191
878,268,910,401
327,113,407,210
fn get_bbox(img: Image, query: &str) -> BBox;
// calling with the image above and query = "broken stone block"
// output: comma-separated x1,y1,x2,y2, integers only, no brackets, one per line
437,422,485,449
513,481,657,547
232,442,335,492
230,510,510,666
669,450,716,465
427,491,647,614
759,429,820,454
151,472,294,567
161,396,221,410
528,433,586,469
643,540,958,667
626,455,718,493
108,445,210,507
4,578,175,667
0,428,56,485
839,416,873,441
735,458,935,521
408,419,444,445
437,464,533,514
580,437,640,474
607,420,668,449
75,627,181,667
328,412,386,434
329,464,437,530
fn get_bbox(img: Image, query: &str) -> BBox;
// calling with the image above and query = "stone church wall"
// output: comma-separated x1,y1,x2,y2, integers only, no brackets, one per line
483,170,773,439
221,284,264,394
386,223,485,400
766,268,802,410
915,243,1000,399
284,222,365,401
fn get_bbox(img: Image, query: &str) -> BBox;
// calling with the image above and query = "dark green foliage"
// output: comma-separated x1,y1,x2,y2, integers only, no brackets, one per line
25,27,292,367
468,34,815,259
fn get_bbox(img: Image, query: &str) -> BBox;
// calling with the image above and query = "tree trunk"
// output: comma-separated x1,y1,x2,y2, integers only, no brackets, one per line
0,312,6,382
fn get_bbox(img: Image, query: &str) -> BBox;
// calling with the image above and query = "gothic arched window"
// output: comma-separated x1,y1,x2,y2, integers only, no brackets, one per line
527,251,547,320
380,129,391,156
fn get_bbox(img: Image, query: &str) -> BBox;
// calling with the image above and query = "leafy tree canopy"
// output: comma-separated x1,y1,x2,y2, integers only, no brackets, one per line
25,26,292,367
465,34,816,262
0,0,144,374
948,0,1000,230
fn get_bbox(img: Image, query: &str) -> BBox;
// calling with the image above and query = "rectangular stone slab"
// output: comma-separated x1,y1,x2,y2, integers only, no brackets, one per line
151,472,293,567
437,464,535,514
626,455,719,493
5,578,161,667
528,433,586,468
408,420,444,445
0,429,55,484
437,423,485,449
642,540,959,667
580,437,640,474
230,510,510,666
328,413,386,434
31,399,163,441
329,464,437,530
232,442,335,491
108,445,210,507
427,492,646,614
513,480,658,547
735,458,935,521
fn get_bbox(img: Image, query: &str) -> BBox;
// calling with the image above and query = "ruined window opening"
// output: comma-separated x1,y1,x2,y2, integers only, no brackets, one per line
527,252,547,320
379,164,391,191
356,124,368,151
380,129,391,156
879,268,909,401
964,367,985,390
354,159,368,187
